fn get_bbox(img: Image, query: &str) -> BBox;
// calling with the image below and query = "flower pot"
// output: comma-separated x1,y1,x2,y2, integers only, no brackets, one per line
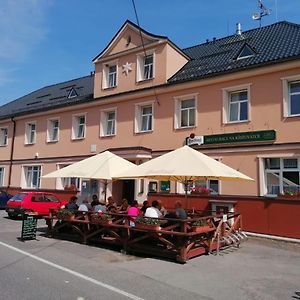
91,218,113,225
136,223,161,231
192,225,211,233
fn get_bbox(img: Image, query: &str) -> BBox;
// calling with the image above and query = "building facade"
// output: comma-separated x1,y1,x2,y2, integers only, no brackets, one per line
0,20,300,203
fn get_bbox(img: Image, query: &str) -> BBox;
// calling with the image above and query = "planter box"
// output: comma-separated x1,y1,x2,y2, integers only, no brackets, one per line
91,218,113,225
278,195,300,200
192,225,211,233
135,223,161,231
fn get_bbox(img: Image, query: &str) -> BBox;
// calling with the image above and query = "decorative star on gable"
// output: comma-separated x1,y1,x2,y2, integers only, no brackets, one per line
122,62,132,76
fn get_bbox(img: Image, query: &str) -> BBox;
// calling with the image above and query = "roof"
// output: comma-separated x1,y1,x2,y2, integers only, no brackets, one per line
0,75,94,120
169,21,300,83
92,19,189,62
1,21,300,120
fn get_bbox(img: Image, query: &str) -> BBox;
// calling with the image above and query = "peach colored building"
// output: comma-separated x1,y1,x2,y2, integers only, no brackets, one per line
0,20,300,204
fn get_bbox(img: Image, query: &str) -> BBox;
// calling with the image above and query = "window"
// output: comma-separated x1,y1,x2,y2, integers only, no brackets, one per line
236,44,255,60
174,94,197,129
135,102,154,133
72,114,86,139
47,119,59,142
192,180,219,195
25,122,36,144
222,85,250,123
0,127,8,146
100,109,116,137
67,88,78,99
288,81,300,116
264,157,300,196
23,166,41,189
0,167,4,187
137,52,154,81
102,62,118,89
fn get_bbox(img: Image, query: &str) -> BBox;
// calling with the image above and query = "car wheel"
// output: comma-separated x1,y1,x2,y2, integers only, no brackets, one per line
7,212,16,219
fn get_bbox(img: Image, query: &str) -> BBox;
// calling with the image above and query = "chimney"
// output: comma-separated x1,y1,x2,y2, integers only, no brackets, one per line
236,23,242,35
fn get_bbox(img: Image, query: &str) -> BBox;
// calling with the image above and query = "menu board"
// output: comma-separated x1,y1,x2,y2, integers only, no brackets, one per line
21,214,37,240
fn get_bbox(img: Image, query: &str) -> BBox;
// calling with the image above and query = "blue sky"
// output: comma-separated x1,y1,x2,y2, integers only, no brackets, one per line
0,0,299,106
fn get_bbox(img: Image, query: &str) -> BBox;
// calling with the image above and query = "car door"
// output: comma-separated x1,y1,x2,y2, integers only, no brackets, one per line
43,194,62,214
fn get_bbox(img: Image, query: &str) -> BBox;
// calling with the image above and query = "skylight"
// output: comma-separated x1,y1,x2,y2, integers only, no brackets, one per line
67,88,78,99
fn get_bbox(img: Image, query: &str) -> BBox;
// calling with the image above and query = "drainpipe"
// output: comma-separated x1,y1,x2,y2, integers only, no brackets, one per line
7,117,16,190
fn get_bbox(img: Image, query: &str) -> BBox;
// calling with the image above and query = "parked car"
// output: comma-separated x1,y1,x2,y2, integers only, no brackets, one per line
6,192,68,218
0,190,13,209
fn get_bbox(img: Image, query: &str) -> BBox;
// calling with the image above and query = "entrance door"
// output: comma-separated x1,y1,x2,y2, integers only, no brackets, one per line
122,180,135,204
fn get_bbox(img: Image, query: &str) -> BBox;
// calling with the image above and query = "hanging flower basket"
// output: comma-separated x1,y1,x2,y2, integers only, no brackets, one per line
190,186,210,195
64,184,77,191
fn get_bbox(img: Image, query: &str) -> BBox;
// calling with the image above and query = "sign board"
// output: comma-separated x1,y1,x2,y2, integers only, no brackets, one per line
186,130,276,147
204,130,276,145
21,214,37,240
187,135,204,146
160,181,170,192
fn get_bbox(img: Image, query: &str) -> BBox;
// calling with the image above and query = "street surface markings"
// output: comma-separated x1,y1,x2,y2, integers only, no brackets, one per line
0,241,144,300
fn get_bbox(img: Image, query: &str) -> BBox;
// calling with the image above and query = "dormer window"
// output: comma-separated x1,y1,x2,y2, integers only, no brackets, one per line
137,52,154,82
67,88,78,98
102,62,118,89
236,44,256,60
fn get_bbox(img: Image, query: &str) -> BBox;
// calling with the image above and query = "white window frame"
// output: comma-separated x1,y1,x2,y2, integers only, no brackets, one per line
282,74,300,117
0,167,4,187
102,61,118,89
135,101,154,133
222,84,251,124
100,108,117,137
22,165,41,189
72,114,86,140
136,51,155,82
55,163,81,191
174,93,198,129
25,121,37,145
47,118,60,142
0,127,8,146
258,155,300,196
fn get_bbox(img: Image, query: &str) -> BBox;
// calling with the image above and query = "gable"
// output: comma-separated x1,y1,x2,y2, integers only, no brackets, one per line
93,20,167,62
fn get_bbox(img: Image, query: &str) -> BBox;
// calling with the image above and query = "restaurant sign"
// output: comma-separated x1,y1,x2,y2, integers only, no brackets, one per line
186,130,276,146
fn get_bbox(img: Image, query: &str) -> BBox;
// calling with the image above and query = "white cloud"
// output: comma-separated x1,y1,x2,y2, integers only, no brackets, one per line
0,0,49,60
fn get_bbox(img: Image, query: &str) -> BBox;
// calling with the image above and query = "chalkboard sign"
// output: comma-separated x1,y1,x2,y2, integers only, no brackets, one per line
21,214,37,240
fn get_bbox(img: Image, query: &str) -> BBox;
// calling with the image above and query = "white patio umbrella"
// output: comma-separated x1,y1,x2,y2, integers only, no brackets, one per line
43,151,136,200
114,145,253,198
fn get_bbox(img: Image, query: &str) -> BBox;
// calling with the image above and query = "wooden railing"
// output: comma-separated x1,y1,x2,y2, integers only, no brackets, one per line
44,209,245,263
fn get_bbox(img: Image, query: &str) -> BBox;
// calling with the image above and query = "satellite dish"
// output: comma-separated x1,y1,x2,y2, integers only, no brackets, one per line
252,13,261,20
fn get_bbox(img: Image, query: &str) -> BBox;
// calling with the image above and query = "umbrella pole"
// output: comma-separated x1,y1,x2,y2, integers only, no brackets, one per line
184,179,188,209
104,180,108,203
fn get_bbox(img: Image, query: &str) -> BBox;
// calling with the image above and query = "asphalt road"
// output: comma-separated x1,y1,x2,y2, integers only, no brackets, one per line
0,210,299,300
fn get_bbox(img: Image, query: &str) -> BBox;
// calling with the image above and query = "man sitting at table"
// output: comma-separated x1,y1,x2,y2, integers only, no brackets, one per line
144,200,162,218
175,201,187,220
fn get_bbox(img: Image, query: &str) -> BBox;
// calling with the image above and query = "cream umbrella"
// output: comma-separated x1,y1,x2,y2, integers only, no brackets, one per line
114,145,253,198
43,151,136,200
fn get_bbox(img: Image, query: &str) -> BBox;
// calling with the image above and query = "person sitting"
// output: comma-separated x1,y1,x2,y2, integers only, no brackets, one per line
93,200,107,213
127,200,141,226
65,196,79,210
91,194,99,207
78,198,92,212
106,196,117,213
157,199,168,216
141,200,149,215
144,200,162,218
175,201,187,220
118,198,129,213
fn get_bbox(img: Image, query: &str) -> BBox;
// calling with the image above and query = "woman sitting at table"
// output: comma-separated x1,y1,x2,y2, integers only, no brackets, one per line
127,200,141,226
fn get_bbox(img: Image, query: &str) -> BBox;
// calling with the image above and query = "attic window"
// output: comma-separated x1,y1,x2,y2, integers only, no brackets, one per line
67,88,78,99
237,44,256,60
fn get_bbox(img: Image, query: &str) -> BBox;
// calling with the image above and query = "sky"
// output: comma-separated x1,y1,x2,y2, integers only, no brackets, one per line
0,0,300,106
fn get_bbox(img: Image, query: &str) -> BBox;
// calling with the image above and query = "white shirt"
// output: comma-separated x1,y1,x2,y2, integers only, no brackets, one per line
94,204,107,213
144,207,162,218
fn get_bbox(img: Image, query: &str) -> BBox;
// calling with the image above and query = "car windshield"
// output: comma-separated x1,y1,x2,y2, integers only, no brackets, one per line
10,193,26,202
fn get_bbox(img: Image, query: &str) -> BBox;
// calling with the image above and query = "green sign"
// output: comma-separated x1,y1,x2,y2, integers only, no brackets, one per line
21,214,37,240
203,130,276,145
160,181,170,192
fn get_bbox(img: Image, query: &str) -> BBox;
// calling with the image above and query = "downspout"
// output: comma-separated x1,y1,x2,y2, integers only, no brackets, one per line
7,117,16,190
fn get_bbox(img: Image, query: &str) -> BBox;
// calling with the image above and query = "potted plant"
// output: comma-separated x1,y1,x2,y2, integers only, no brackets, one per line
91,213,113,224
278,189,300,199
190,186,210,195
57,209,75,220
191,218,211,233
135,216,161,231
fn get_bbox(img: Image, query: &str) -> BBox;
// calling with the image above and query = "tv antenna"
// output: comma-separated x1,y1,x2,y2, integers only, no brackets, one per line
252,0,271,27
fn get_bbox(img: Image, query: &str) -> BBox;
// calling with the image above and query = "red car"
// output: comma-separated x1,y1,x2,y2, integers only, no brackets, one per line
6,192,68,218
